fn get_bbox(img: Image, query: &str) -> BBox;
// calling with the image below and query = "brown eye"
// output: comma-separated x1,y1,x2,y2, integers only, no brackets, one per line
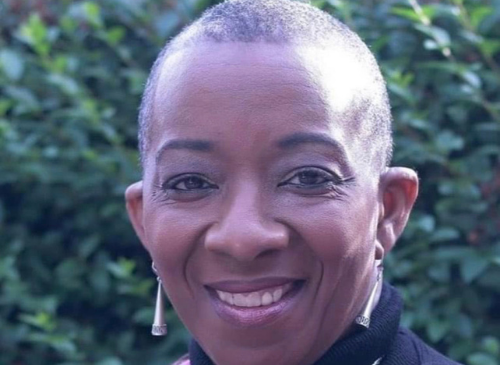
296,170,327,185
176,176,207,190
279,167,337,189
165,174,216,191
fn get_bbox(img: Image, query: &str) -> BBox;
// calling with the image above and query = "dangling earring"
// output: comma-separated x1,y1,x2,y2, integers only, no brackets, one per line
151,262,168,336
355,260,384,330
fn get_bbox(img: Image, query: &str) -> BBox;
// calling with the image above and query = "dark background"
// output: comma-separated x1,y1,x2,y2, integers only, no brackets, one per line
0,0,499,364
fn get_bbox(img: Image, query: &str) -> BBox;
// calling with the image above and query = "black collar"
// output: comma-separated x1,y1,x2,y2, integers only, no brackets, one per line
189,283,402,365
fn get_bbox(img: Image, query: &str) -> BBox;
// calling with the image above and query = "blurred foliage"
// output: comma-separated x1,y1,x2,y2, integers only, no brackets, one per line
0,0,498,364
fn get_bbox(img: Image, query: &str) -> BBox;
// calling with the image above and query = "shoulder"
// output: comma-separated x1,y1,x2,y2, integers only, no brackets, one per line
390,327,463,365
171,354,190,365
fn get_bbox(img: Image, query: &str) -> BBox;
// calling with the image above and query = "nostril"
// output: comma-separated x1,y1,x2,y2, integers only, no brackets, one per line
253,247,282,260
204,221,289,261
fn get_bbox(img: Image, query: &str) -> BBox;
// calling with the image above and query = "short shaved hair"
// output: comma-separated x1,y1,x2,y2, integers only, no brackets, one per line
138,0,393,168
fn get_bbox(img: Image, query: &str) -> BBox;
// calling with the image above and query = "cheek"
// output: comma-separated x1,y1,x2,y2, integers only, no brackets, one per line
142,203,211,280
277,193,378,263
275,193,379,330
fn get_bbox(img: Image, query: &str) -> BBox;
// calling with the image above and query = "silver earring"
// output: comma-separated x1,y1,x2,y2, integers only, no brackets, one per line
151,262,168,336
355,260,383,330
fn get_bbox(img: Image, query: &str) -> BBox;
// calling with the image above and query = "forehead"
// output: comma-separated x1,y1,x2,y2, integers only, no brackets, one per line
156,43,327,123
148,42,375,167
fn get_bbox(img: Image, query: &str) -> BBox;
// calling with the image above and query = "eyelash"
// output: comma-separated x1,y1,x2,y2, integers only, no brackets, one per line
162,174,217,192
278,167,341,190
156,167,351,200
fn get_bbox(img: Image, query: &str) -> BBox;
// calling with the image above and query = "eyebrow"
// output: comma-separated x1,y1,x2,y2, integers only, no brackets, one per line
155,132,349,166
277,132,348,164
156,139,214,163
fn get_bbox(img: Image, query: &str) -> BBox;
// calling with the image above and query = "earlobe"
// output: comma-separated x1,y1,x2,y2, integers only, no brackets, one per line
125,181,147,246
377,167,419,254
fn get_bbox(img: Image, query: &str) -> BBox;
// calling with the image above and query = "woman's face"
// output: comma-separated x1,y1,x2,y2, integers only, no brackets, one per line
127,43,410,365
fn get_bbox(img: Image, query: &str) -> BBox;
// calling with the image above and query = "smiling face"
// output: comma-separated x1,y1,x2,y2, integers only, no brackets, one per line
126,42,418,365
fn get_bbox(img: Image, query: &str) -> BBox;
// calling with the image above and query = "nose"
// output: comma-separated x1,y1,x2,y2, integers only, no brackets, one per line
204,185,289,262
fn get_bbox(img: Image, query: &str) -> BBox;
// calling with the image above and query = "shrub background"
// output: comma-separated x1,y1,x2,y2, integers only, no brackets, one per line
0,0,499,364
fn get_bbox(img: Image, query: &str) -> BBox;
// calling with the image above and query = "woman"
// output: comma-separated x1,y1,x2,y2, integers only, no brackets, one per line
125,0,461,364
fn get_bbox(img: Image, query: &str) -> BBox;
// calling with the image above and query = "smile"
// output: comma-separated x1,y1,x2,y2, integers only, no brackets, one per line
216,282,293,308
206,278,305,327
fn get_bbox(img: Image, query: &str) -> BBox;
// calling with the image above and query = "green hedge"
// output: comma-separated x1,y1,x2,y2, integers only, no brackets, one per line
0,0,498,364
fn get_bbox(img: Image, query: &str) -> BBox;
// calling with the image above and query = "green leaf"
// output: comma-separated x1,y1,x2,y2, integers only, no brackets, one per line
19,312,56,332
0,49,24,81
392,7,421,23
434,247,475,261
415,215,436,233
467,353,498,365
430,227,460,242
415,24,451,47
470,6,493,29
424,39,440,50
59,15,77,34
427,320,450,342
0,100,12,116
47,73,80,95
481,336,500,356
107,258,136,279
436,130,464,153
428,264,450,283
106,27,126,46
311,0,327,8
17,13,50,56
82,1,103,28
4,85,40,113
96,358,124,365
462,70,481,89
456,314,473,338
480,39,500,58
460,254,490,283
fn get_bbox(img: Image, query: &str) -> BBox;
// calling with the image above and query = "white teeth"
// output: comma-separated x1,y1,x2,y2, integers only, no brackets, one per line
215,283,293,308
272,287,283,302
247,292,261,307
233,293,246,306
261,292,273,306
217,290,226,301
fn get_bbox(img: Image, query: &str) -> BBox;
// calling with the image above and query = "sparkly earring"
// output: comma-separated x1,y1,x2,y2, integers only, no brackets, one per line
355,260,383,330
151,262,168,336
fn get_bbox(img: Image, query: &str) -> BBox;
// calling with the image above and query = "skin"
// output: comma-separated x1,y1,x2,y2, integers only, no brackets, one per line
126,42,418,365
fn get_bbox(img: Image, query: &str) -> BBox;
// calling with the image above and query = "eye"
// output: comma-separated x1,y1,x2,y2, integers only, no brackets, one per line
279,167,339,189
164,174,216,191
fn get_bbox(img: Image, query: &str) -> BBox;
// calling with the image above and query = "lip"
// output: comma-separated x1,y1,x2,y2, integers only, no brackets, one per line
206,279,305,328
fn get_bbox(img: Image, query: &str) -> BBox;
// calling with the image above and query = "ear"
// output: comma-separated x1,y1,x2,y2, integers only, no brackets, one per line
376,167,419,257
125,181,148,247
